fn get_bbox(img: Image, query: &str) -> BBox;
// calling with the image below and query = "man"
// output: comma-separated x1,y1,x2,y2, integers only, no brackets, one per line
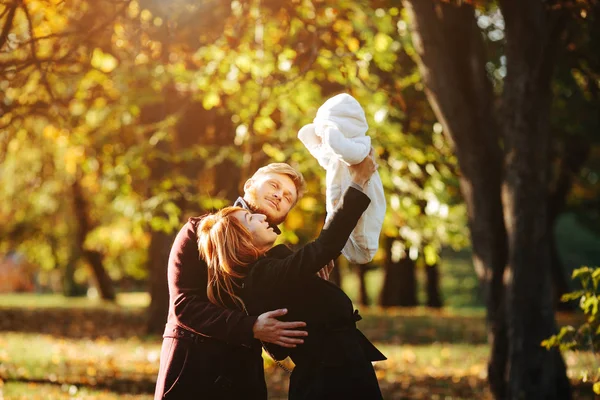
155,163,326,400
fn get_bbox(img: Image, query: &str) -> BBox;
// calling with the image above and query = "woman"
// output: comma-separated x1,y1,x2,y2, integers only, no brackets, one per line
197,155,385,400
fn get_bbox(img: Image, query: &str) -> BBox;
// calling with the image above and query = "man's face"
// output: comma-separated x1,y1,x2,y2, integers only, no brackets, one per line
243,172,298,225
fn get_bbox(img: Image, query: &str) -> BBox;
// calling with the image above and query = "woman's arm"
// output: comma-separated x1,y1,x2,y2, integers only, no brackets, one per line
251,186,371,286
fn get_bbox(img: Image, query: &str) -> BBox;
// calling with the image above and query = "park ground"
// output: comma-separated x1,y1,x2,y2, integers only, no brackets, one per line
0,293,596,400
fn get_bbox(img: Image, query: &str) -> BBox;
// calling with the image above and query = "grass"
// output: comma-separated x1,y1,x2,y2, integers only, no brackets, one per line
0,250,497,314
0,333,161,383
1,382,153,400
0,294,583,346
0,292,150,310
1,332,597,399
0,248,596,399
0,251,478,313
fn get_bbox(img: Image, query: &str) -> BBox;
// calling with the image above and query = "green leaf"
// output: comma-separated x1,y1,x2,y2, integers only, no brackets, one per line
561,290,585,302
572,266,591,280
581,295,599,316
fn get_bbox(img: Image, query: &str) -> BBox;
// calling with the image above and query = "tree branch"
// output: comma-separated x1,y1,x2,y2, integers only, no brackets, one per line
0,1,19,51
21,0,56,100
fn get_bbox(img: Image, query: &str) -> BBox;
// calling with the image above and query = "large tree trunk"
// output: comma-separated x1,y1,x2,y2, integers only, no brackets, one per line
380,238,418,307
146,230,174,334
402,1,509,396
84,250,115,301
548,139,590,310
71,178,115,301
356,264,370,306
425,263,442,308
63,250,86,297
144,100,172,335
145,97,239,334
499,2,571,398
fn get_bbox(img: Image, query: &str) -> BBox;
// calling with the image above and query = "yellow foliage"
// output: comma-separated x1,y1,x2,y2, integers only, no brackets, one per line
128,1,140,18
374,33,392,52
262,143,285,162
64,146,85,176
135,53,149,65
43,125,60,140
140,9,153,22
236,54,253,73
347,37,360,52
202,93,221,110
333,20,353,35
91,49,118,73
299,196,318,211
284,211,304,231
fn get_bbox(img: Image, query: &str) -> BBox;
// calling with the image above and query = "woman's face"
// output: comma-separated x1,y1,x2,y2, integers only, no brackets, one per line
232,210,278,252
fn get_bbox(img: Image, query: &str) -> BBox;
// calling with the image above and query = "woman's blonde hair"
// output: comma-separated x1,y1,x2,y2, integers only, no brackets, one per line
197,207,261,309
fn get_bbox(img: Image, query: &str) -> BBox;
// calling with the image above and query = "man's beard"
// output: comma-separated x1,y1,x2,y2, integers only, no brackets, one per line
245,187,285,226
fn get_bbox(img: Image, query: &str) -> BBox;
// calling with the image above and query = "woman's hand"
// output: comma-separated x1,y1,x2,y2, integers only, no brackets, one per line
253,308,308,347
349,148,378,189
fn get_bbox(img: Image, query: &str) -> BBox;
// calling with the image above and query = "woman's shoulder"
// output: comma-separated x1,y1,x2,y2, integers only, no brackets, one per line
245,245,291,276
264,244,293,259
243,244,292,283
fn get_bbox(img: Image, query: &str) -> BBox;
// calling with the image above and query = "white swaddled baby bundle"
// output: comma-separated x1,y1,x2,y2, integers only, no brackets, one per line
298,93,386,264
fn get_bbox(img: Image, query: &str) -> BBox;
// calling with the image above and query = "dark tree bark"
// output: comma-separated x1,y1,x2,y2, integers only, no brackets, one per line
402,1,509,396
143,99,172,335
63,251,86,297
548,139,590,310
380,238,418,307
356,264,370,306
0,2,18,51
403,0,574,397
146,229,173,334
500,2,571,398
145,97,239,334
425,263,442,308
71,179,115,301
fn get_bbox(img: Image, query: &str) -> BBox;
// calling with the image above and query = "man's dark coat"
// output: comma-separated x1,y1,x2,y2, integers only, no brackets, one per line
154,197,267,400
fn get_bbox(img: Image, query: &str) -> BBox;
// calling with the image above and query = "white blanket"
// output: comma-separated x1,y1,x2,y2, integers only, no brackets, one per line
298,93,386,264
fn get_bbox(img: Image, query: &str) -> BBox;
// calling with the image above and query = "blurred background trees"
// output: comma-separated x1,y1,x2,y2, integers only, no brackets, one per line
1,0,599,398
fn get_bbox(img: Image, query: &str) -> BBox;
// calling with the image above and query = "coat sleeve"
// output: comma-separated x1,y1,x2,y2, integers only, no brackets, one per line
251,187,371,286
167,218,258,348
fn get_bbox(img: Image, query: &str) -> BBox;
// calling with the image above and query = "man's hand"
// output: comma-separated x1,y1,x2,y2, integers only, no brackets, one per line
317,260,335,280
253,308,308,348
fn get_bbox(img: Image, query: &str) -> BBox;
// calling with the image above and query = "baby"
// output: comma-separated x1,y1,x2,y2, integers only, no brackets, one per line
298,93,386,264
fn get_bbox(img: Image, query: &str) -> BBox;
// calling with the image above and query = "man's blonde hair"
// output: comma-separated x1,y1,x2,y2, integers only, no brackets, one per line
251,163,306,202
